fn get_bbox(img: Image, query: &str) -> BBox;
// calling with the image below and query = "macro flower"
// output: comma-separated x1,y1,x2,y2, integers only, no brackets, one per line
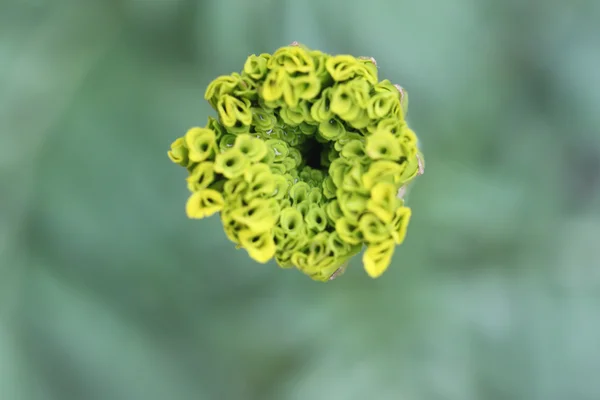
168,43,424,282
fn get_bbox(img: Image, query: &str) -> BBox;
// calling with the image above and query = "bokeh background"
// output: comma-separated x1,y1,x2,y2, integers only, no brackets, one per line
2,0,600,399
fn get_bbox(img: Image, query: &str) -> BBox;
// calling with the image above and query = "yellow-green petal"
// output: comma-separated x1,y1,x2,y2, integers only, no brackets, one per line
185,189,224,219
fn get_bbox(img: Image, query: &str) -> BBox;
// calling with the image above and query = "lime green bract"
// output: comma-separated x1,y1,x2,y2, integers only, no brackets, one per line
168,43,424,282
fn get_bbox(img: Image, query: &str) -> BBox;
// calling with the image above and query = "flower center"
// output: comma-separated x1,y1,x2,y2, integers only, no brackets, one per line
299,134,329,171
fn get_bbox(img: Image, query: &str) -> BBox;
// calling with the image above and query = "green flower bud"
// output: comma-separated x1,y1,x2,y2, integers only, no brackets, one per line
169,43,424,282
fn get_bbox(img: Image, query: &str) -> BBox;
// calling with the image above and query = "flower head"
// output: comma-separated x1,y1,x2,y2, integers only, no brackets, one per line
168,44,424,282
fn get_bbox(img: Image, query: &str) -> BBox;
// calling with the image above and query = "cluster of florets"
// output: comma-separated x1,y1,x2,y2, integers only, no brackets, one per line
168,43,423,282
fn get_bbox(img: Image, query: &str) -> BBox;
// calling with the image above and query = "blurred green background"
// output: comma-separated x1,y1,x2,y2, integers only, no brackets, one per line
2,0,600,399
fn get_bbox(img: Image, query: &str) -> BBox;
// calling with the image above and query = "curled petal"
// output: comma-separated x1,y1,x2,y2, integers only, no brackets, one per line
269,46,315,73
243,163,276,199
261,68,288,104
358,212,391,243
287,148,303,168
234,134,268,162
238,230,276,263
187,162,216,192
335,217,363,245
363,239,395,278
338,190,368,222
233,74,258,101
186,189,224,219
272,174,290,200
308,187,323,204
346,109,371,129
243,54,269,80
168,137,189,166
289,181,311,204
216,95,252,130
325,199,344,225
391,206,412,244
326,55,375,84
230,198,279,233
205,74,240,108
311,50,331,82
369,118,404,136
322,176,337,199
185,127,217,163
330,83,362,122
280,207,305,234
367,92,400,119
279,104,305,126
341,164,367,193
218,133,237,152
362,160,405,189
365,131,402,161
319,117,346,141
341,139,367,161
252,107,277,131
292,74,321,101
310,88,334,123
328,158,352,187
298,103,317,125
367,182,399,224
214,149,250,179
305,205,328,232
223,176,248,199
265,139,289,163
